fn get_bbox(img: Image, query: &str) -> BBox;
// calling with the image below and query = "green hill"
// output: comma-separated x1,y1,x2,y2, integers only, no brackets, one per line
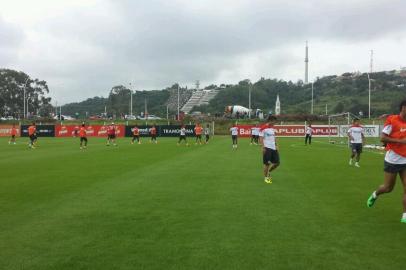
62,70,406,118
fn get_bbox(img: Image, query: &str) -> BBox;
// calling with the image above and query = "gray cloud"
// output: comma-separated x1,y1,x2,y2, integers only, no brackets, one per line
0,16,24,65
1,0,406,103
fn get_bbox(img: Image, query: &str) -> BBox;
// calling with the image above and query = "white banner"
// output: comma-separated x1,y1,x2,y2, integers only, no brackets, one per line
339,125,380,138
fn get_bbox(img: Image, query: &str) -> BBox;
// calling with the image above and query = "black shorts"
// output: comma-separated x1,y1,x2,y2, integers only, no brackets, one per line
351,143,363,154
151,134,157,140
133,135,140,140
29,134,37,141
11,135,15,139
232,135,238,143
263,148,280,165
196,134,202,140
80,137,87,142
108,134,116,139
384,161,406,174
179,135,187,141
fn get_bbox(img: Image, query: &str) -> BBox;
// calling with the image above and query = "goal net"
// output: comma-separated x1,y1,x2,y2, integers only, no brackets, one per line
328,112,357,145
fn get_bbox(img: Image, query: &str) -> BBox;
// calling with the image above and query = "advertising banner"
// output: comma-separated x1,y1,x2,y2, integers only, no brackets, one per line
55,125,80,137
236,125,339,137
339,125,380,138
0,125,20,137
159,125,195,137
55,125,125,137
124,125,196,137
125,126,157,137
21,125,55,137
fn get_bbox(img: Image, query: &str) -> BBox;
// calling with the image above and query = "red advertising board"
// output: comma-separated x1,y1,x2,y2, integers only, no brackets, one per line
55,125,125,137
236,125,338,137
0,125,20,137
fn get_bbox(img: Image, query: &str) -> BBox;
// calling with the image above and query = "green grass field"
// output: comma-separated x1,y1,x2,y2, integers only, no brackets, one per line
0,136,405,270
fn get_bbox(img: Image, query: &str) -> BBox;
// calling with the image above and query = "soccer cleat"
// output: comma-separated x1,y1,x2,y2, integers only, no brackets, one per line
355,162,360,168
401,218,406,224
367,195,377,208
264,177,273,184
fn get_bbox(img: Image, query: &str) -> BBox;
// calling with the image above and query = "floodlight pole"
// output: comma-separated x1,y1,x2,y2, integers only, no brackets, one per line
177,84,180,119
129,83,133,116
248,83,252,119
311,82,314,114
23,78,29,119
166,105,169,124
367,73,371,119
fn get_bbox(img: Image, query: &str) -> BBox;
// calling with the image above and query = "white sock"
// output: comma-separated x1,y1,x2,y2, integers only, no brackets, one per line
372,191,377,199
402,213,406,219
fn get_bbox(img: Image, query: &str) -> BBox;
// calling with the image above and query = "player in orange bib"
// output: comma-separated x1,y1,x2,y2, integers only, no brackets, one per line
9,124,17,145
194,123,203,145
28,122,37,149
367,100,406,223
131,126,141,144
79,124,88,149
149,125,157,144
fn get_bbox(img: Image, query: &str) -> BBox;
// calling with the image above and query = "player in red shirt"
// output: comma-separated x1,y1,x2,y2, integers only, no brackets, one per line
367,100,406,223
9,124,17,145
131,126,141,144
149,125,157,144
28,122,37,149
194,123,203,145
106,122,117,146
79,123,88,149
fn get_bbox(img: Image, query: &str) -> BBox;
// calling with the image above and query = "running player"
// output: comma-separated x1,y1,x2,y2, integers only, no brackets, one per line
73,126,79,137
305,124,314,145
106,122,117,146
9,124,17,145
367,100,406,223
28,122,37,149
250,125,257,145
194,123,203,145
131,126,141,144
259,115,280,184
254,124,261,144
79,123,88,149
178,125,189,146
230,124,238,149
150,125,157,144
204,124,210,144
348,119,365,167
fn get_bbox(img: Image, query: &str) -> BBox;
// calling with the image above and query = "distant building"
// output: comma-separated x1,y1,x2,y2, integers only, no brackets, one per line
275,94,281,115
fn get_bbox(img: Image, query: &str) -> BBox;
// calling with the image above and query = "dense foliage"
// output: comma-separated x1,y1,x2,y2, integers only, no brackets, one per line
0,69,53,117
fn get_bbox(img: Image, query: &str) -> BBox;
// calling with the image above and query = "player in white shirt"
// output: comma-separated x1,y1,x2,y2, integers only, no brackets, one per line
255,125,261,144
347,119,365,167
204,124,210,144
259,115,280,184
305,124,314,145
177,125,189,146
250,126,257,145
230,124,239,149
250,124,260,145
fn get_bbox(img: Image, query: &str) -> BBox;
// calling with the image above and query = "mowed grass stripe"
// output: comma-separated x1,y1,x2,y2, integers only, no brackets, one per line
0,137,405,270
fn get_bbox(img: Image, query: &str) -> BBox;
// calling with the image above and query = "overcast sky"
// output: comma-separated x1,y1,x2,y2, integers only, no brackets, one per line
1,0,406,104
